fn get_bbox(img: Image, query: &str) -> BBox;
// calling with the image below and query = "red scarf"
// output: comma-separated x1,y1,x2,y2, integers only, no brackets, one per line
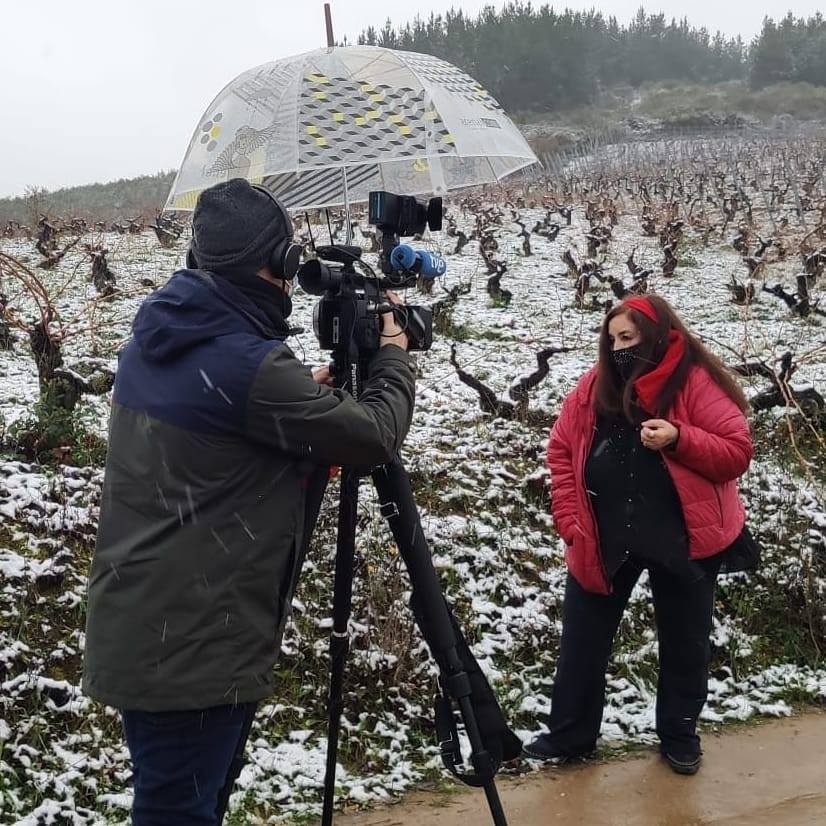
619,296,686,411
633,329,686,413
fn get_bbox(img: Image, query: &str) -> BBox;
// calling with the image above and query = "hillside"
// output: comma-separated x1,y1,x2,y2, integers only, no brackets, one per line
0,171,176,226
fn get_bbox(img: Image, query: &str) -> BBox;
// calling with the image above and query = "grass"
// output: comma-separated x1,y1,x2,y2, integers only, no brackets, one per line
716,411,824,670
721,582,822,672
488,294,513,309
435,318,512,343
6,394,108,467
752,409,826,487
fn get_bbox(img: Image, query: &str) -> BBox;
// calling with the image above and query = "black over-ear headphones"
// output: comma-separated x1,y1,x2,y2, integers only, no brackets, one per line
186,184,303,278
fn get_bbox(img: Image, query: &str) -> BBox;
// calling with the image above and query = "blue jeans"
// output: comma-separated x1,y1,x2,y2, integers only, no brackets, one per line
121,702,257,825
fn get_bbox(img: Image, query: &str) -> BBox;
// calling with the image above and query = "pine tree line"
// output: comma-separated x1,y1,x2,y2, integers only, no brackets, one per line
751,13,826,88
355,6,826,112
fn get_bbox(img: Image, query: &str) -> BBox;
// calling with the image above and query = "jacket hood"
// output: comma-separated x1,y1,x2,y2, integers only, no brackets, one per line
132,269,273,361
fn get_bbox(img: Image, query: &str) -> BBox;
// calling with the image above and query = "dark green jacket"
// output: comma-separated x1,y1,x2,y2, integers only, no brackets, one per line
82,270,415,710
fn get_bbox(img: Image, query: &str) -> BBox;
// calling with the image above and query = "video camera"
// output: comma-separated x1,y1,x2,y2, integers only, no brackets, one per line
296,191,445,354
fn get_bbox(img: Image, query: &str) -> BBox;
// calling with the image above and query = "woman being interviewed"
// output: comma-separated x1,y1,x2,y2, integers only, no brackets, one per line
524,294,754,775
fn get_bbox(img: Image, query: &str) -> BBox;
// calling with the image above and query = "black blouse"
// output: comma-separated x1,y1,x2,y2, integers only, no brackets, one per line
584,415,712,582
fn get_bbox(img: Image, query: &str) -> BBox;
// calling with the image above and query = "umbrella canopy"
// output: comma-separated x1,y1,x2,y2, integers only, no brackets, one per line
166,46,537,212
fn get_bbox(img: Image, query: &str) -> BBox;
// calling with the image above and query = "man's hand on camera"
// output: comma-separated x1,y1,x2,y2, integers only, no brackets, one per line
312,364,335,387
380,291,409,351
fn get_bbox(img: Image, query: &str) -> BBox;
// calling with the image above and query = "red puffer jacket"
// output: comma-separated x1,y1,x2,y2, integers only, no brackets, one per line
547,365,753,595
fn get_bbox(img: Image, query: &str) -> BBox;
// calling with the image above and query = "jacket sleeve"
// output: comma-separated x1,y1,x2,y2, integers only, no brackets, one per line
547,391,579,545
245,343,415,468
669,369,753,483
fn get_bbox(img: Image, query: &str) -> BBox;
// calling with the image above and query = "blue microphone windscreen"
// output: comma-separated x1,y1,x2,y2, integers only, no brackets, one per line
389,244,417,270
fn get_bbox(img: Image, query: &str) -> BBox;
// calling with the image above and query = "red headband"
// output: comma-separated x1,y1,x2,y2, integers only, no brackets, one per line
622,296,658,324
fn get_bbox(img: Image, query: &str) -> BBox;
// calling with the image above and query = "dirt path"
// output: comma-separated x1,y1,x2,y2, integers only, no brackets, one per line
337,711,826,825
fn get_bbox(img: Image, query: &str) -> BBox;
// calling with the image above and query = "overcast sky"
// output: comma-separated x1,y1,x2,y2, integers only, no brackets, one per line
0,1,820,198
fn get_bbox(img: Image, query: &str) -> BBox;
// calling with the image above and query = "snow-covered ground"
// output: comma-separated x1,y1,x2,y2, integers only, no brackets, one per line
1,145,825,823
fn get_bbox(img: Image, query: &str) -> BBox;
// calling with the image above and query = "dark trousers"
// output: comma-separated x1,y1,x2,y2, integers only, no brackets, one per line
121,702,257,826
548,557,720,756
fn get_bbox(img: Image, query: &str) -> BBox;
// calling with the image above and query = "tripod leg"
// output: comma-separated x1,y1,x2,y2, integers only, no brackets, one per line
322,468,360,826
371,457,509,826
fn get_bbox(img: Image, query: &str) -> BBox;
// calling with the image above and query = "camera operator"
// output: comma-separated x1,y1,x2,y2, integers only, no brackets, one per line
82,178,415,825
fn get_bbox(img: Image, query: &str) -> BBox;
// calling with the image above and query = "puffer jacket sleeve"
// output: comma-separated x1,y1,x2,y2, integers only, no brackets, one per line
245,343,415,468
669,368,753,483
547,390,579,545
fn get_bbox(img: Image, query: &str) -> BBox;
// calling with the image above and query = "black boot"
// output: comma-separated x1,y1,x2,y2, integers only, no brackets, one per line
662,749,702,775
522,733,595,764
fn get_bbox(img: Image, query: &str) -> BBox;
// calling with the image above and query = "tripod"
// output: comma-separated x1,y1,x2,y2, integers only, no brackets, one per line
320,349,510,826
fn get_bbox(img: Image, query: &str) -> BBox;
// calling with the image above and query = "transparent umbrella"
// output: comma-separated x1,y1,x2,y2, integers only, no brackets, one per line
166,45,537,212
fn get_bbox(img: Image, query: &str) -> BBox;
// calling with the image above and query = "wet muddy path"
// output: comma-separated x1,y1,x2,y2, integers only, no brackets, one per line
337,711,826,825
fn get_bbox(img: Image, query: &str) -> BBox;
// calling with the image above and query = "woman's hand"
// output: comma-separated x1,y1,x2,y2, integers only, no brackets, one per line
641,419,679,450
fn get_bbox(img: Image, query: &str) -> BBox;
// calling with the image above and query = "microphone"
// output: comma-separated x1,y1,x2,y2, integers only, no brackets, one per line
389,245,447,279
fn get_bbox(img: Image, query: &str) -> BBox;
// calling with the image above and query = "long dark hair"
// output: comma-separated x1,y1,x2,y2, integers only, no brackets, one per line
594,294,749,421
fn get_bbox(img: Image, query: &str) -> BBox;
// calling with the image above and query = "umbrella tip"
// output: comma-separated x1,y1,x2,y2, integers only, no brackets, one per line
324,4,335,48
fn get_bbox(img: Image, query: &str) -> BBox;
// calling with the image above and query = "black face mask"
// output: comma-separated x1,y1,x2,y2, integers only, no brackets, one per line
612,344,642,382
245,277,293,324
214,268,293,336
